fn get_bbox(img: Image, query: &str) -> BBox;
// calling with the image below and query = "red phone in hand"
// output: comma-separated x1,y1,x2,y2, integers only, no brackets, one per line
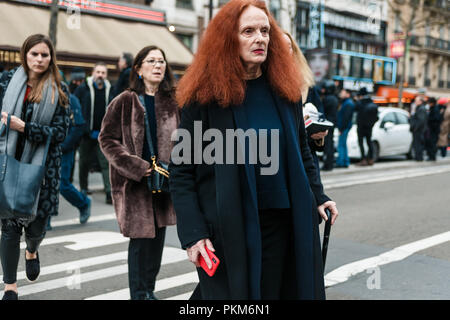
198,246,220,277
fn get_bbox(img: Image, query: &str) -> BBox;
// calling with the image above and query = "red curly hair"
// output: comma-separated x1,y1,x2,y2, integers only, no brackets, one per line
176,0,304,108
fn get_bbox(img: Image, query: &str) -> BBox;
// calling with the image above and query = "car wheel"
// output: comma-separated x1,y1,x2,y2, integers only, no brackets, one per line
372,141,380,162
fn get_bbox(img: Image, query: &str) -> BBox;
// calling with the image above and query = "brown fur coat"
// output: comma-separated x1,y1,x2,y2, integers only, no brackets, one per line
99,90,179,238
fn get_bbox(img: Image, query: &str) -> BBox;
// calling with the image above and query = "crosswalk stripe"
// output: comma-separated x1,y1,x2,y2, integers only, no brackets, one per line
85,271,199,300
166,291,194,300
51,213,116,228
0,247,190,298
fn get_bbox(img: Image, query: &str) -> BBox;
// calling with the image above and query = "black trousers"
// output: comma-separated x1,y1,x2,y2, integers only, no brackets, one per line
0,215,49,284
128,226,166,300
259,208,295,300
425,130,439,160
322,126,335,169
357,126,374,160
413,130,425,161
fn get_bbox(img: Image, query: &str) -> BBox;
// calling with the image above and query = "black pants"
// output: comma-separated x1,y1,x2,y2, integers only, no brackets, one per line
425,130,439,160
0,215,49,284
357,126,374,160
412,130,425,161
322,126,335,169
128,226,166,300
259,208,294,300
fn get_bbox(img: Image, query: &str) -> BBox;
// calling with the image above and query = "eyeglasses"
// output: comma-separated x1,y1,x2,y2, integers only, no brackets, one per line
144,59,166,66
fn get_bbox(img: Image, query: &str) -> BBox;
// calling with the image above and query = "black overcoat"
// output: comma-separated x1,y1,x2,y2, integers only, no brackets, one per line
169,91,331,300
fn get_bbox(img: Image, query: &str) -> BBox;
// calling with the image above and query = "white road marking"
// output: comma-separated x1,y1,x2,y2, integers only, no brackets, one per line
323,165,450,189
20,231,128,251
0,247,189,298
166,291,194,300
324,231,450,287
85,271,198,300
51,213,116,227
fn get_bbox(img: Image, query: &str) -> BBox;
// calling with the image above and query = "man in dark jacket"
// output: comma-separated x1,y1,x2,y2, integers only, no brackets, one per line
74,62,114,203
336,89,355,168
425,97,441,161
410,96,428,161
355,88,378,166
320,80,338,171
47,93,91,230
112,52,133,98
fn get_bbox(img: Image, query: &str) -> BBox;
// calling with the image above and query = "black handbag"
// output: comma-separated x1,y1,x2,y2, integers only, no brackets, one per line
0,114,52,219
143,108,170,195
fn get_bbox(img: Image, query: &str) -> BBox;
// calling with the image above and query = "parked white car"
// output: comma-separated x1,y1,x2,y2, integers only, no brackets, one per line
334,107,413,161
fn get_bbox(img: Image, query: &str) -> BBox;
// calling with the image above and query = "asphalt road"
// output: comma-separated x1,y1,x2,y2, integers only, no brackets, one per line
1,157,449,300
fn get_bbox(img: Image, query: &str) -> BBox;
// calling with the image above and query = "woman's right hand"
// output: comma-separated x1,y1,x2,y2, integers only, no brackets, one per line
143,165,152,177
187,238,215,268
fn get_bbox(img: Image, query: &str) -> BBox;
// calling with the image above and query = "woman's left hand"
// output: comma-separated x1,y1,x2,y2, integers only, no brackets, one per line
310,130,328,140
317,200,338,225
1,112,25,133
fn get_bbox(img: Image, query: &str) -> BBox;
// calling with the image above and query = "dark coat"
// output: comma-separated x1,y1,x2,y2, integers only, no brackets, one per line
112,67,131,99
169,92,331,300
322,94,338,124
410,104,428,134
61,94,86,154
99,90,178,238
0,69,70,219
337,98,355,131
73,77,114,135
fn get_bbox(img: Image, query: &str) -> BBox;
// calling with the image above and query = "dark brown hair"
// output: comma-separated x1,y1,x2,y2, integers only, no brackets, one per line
20,34,68,106
129,46,175,97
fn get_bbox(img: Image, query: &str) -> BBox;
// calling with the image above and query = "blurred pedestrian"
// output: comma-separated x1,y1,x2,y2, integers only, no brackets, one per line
336,88,355,168
170,0,338,300
437,101,450,157
99,46,178,300
74,62,113,203
355,87,378,166
410,96,428,161
282,32,328,179
112,52,133,98
0,34,70,300
425,97,441,161
320,79,338,171
68,67,85,93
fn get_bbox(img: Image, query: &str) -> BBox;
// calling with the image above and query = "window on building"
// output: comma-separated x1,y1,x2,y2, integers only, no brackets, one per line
218,0,229,7
408,57,414,78
176,0,193,10
394,12,401,33
300,9,307,28
424,61,431,86
176,33,194,51
438,64,444,88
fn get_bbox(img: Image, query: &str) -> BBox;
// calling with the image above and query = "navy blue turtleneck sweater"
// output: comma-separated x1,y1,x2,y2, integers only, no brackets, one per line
243,75,290,210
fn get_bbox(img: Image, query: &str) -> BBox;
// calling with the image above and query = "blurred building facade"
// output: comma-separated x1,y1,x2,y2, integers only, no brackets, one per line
387,0,450,98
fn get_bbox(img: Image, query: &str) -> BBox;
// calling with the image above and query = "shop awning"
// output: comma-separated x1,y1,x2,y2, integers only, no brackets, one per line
0,1,193,67
374,86,418,104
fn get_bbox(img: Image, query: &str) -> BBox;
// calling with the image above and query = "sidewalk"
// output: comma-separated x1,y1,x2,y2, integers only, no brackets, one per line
321,156,450,177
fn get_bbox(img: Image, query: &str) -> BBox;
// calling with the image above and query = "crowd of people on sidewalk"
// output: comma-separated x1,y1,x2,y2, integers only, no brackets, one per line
0,0,448,302
315,82,450,172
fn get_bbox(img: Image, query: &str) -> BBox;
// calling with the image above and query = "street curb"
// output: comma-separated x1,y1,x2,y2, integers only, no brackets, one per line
321,157,450,177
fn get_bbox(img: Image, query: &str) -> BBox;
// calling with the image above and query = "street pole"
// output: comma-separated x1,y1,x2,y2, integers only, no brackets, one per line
49,0,59,47
209,0,213,24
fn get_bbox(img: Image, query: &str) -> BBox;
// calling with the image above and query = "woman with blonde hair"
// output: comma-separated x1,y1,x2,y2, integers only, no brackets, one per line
0,34,70,300
283,31,329,176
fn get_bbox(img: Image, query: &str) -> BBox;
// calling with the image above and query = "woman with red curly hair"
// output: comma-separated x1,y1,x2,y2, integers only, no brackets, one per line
170,0,338,300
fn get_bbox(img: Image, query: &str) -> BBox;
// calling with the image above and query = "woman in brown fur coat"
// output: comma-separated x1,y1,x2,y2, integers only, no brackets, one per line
99,46,179,300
